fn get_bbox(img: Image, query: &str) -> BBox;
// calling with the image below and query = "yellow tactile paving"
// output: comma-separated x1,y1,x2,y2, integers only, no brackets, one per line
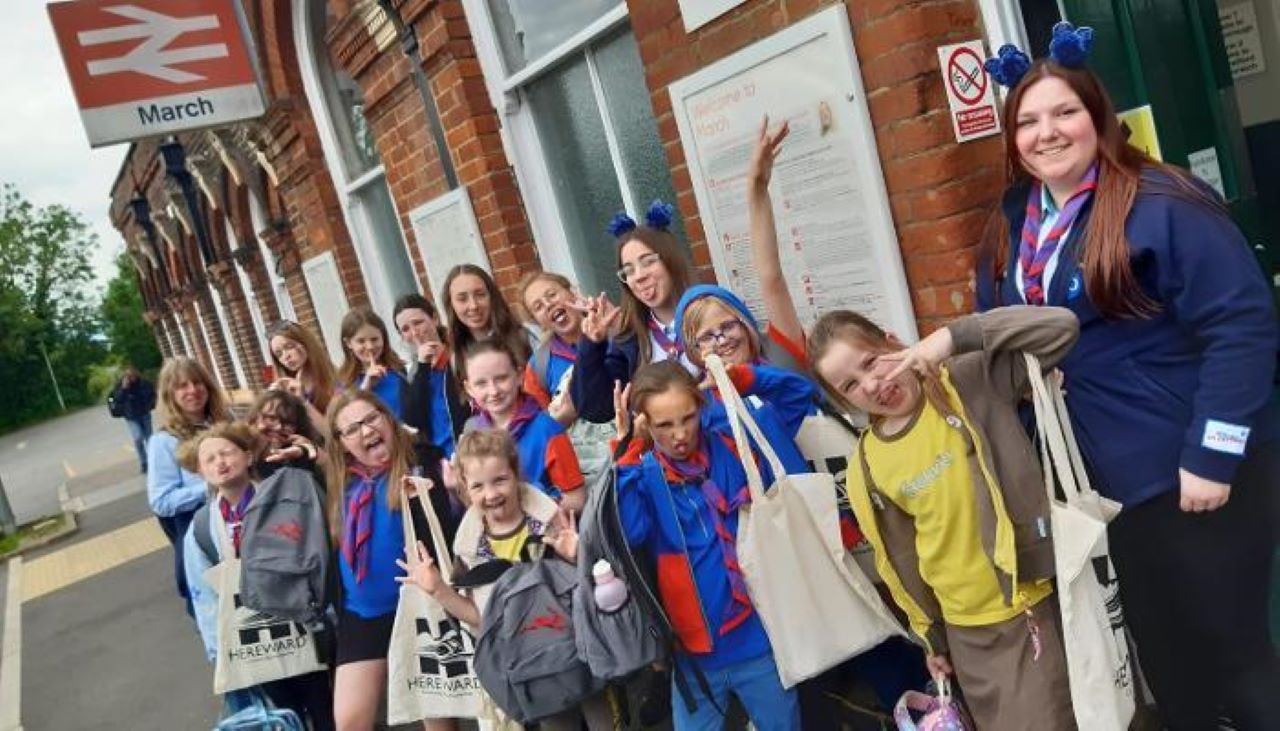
21,518,169,602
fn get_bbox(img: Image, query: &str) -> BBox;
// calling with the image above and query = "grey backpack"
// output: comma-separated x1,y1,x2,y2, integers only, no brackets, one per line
473,556,604,723
238,467,331,624
572,458,668,680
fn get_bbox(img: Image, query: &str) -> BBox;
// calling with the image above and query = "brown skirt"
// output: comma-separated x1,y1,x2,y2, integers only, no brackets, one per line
945,592,1076,730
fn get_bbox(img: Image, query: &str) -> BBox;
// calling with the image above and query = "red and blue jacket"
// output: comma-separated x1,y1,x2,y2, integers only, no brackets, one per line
467,400,584,501
616,371,807,670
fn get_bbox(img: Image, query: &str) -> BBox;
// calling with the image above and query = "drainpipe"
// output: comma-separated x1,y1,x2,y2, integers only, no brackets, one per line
376,0,458,190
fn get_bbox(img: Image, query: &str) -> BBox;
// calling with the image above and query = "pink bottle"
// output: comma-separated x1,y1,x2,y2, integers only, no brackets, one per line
592,559,629,612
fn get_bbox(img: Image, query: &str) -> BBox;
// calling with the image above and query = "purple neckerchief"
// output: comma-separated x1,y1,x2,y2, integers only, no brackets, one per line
343,463,387,583
648,315,682,360
1019,164,1098,305
656,441,754,636
549,335,578,364
474,394,542,441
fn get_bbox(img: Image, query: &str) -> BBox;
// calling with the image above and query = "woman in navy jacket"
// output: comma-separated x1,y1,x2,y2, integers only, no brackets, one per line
975,38,1278,729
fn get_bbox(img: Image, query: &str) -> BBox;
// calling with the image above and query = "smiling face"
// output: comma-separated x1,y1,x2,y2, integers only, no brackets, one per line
269,334,308,374
172,377,210,420
460,455,522,527
619,239,675,312
252,400,296,449
394,307,439,347
449,273,493,334
641,386,701,461
1015,76,1099,198
523,278,581,339
335,399,394,468
814,338,920,420
689,299,754,367
197,436,253,493
344,324,384,368
464,351,520,418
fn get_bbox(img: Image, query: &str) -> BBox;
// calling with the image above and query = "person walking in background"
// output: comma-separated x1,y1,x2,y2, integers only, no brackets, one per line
109,365,156,473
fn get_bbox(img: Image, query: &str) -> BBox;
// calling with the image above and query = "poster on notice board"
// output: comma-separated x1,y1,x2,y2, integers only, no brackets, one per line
668,5,917,340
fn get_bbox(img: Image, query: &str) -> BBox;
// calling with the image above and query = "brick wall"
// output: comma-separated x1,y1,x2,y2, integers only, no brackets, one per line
626,0,1005,333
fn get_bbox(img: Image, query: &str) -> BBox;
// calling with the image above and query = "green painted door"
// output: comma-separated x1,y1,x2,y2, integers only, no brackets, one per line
1057,0,1277,281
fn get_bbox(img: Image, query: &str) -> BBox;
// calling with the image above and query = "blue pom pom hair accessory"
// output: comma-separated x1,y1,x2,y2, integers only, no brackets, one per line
606,199,675,238
606,212,636,238
984,21,1094,90
984,44,1032,89
1048,21,1094,68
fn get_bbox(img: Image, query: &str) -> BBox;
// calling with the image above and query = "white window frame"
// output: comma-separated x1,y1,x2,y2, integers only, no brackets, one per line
978,0,1070,52
460,1,634,283
293,0,415,325
210,282,249,387
248,187,295,323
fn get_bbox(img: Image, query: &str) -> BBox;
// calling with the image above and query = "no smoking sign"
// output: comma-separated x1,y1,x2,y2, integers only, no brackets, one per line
937,41,1001,143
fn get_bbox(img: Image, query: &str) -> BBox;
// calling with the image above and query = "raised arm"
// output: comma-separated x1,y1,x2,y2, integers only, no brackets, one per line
747,116,805,348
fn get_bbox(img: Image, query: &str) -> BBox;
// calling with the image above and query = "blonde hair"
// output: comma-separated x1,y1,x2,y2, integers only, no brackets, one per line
157,357,231,439
455,429,522,484
337,307,406,385
323,390,414,539
268,320,336,412
679,295,761,368
177,421,261,475
517,270,573,330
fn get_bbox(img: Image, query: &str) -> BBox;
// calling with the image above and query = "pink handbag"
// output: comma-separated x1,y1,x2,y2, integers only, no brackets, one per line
893,678,972,731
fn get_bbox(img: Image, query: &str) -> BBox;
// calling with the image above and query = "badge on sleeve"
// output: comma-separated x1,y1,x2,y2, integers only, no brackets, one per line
1202,419,1250,455
1066,272,1084,302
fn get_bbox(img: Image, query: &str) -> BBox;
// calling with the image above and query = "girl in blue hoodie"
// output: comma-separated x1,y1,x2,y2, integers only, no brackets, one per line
615,360,803,730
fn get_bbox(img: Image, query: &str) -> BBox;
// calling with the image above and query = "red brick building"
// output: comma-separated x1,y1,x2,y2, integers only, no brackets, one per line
106,0,1079,390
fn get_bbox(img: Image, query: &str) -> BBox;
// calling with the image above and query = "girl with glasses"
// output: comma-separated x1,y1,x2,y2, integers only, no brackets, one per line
324,390,458,731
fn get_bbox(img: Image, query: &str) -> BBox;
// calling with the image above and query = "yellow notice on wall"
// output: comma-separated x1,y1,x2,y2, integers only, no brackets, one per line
1117,105,1163,161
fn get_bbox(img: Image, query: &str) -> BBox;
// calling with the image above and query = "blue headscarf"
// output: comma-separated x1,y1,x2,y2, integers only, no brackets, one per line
674,285,761,351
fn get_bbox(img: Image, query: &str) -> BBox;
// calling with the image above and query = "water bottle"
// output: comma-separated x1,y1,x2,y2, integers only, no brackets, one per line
592,559,628,612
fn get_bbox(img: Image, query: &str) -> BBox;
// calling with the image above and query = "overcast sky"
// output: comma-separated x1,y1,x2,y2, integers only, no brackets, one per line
4,2,128,293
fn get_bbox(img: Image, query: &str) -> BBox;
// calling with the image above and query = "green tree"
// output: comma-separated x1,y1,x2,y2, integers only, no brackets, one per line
101,251,162,373
0,183,107,432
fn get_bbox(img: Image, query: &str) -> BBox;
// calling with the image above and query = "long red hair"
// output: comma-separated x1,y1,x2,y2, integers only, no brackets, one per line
980,60,1227,318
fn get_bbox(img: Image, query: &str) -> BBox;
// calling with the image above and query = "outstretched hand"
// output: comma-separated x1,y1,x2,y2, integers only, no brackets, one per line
747,115,790,192
545,508,579,562
396,541,443,595
575,293,622,343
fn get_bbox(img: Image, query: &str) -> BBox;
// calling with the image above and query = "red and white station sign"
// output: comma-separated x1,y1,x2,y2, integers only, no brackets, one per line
937,40,1001,143
48,0,265,148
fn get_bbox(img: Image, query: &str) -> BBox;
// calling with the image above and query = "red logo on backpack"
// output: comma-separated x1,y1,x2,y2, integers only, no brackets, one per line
269,520,303,543
521,606,567,634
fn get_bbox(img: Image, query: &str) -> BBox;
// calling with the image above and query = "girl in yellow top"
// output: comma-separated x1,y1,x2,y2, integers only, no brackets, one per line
808,305,1080,730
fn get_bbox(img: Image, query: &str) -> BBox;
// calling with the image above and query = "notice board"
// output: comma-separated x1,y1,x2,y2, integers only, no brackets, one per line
669,6,917,339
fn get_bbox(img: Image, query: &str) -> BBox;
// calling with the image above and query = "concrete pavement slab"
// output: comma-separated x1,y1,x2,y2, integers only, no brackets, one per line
22,548,219,730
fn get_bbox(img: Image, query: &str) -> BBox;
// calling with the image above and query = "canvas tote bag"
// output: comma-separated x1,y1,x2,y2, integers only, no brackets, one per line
209,509,326,694
792,407,879,579
1024,354,1135,730
705,355,902,688
387,490,484,723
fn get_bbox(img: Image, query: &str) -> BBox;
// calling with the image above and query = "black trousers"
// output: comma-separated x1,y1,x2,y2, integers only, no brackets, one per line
1108,447,1279,730
262,670,335,731
156,507,198,618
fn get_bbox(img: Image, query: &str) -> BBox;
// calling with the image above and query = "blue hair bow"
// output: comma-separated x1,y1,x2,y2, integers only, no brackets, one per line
1049,21,1094,68
984,44,1032,89
605,199,675,238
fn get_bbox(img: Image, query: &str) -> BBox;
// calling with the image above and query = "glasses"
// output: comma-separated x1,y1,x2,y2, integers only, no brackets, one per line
616,253,663,284
337,411,383,439
693,320,746,349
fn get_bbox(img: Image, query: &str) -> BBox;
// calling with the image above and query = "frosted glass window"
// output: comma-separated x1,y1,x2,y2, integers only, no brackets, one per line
353,180,419,302
487,0,622,71
527,58,624,297
595,30,687,242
